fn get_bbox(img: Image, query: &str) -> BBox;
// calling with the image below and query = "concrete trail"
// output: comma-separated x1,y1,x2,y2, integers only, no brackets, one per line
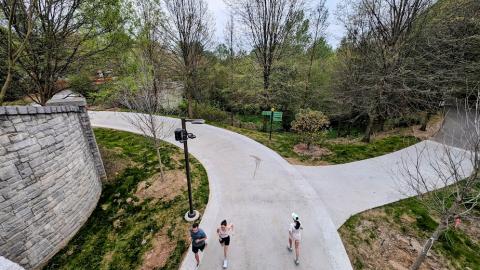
88,111,353,270
296,141,473,228
296,106,476,229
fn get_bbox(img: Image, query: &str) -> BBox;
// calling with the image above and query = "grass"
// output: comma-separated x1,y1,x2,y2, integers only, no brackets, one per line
45,128,209,270
339,194,480,269
217,124,419,164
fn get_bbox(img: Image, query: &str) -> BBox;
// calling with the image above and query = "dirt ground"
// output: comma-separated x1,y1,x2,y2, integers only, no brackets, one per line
373,114,444,141
293,143,332,157
139,229,176,270
340,208,480,270
135,170,187,203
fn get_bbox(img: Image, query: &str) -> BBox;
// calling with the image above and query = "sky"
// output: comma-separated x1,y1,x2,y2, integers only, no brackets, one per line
206,0,346,49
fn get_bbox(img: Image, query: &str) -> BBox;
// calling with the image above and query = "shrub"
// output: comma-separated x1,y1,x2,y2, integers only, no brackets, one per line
192,103,228,122
69,73,95,98
291,109,330,149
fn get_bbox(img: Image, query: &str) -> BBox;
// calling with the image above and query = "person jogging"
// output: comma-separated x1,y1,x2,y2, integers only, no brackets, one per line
217,219,234,268
287,213,303,265
190,223,207,269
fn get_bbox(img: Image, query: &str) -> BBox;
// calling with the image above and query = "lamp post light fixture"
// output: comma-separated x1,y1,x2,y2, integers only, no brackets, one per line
174,118,205,222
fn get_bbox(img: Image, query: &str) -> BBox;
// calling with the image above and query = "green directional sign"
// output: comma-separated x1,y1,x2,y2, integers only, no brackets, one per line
273,112,283,122
262,111,272,116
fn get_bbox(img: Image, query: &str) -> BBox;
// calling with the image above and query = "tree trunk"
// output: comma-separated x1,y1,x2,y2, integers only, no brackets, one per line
263,65,270,108
410,223,447,270
187,91,193,118
420,112,431,131
363,114,375,143
304,41,317,108
155,140,165,180
0,70,13,105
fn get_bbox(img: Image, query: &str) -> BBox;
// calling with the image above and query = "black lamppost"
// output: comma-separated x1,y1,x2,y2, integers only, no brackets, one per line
175,118,205,221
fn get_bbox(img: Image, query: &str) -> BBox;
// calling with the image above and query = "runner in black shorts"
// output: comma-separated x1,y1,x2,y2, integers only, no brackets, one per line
217,220,234,268
219,235,230,245
190,223,207,269
192,243,206,253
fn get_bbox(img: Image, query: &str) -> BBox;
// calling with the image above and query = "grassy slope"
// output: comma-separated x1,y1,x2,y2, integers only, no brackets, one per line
45,128,209,270
218,124,419,165
340,195,480,269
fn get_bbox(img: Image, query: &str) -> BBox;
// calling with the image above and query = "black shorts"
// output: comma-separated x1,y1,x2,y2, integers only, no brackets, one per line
192,243,206,253
219,236,230,246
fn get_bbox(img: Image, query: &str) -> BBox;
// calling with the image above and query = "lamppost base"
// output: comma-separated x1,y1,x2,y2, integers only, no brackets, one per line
184,210,200,222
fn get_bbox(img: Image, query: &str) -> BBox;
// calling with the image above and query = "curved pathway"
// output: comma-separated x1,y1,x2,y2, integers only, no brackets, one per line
88,111,353,270
296,140,473,228
296,108,475,229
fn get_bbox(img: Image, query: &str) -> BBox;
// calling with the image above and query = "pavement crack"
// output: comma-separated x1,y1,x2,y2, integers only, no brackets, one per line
250,154,262,178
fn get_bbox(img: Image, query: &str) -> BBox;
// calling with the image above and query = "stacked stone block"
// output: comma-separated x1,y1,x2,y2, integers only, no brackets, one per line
0,103,103,269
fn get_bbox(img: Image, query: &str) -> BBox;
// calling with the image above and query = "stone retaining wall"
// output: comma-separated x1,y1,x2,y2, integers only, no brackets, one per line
0,98,105,269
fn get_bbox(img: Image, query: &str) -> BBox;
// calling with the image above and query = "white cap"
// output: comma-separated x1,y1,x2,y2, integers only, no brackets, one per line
292,212,299,221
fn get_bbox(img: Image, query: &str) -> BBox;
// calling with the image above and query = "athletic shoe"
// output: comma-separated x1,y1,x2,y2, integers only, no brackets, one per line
287,246,293,252
294,259,300,265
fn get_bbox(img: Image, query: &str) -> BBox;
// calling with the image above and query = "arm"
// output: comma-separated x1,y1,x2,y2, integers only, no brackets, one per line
195,231,208,243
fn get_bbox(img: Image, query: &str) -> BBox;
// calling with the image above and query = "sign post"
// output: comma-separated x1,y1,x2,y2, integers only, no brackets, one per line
269,108,274,140
261,110,282,140
261,110,271,132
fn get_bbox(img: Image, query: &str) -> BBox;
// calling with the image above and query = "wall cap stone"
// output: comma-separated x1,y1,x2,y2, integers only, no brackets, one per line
0,105,79,116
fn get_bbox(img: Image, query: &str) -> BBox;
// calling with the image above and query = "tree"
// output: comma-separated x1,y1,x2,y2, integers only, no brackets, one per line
134,0,167,105
162,0,212,118
291,109,330,149
405,0,480,131
119,60,176,179
0,0,126,105
0,0,35,105
337,0,432,142
227,0,304,108
224,12,235,88
303,0,328,107
399,94,480,270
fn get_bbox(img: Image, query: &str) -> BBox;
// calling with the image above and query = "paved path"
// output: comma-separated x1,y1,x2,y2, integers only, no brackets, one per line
0,256,24,270
89,111,353,270
296,141,474,228
433,106,478,150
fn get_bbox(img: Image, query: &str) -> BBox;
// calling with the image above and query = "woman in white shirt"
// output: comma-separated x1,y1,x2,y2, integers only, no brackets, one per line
217,219,234,268
288,213,302,265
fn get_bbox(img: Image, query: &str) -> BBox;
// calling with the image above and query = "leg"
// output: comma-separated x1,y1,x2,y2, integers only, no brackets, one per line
224,244,229,259
192,246,200,265
195,252,200,265
288,237,292,249
294,240,300,261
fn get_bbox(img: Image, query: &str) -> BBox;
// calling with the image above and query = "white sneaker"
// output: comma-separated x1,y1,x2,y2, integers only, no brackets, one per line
294,259,300,265
223,259,228,268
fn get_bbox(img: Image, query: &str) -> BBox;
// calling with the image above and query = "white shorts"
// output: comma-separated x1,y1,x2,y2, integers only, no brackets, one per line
289,233,301,242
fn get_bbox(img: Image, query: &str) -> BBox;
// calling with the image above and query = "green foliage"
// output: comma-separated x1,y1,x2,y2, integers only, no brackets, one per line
291,110,330,148
220,123,418,164
89,76,137,107
192,102,229,122
45,128,209,269
69,73,95,98
437,229,480,268
324,136,419,164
